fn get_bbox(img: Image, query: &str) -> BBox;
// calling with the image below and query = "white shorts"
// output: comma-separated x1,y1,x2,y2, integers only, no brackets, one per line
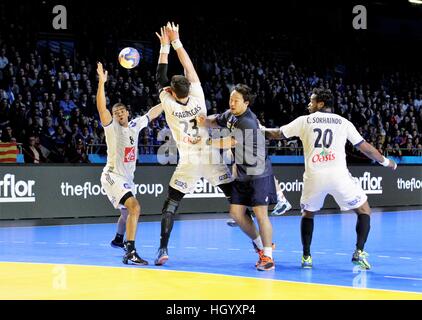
300,171,367,212
101,171,135,209
169,162,233,194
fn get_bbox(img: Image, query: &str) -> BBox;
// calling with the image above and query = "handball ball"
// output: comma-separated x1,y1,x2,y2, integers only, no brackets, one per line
118,47,140,69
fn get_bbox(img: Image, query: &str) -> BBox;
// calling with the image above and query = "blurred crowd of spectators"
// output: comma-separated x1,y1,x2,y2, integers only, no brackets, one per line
0,4,421,163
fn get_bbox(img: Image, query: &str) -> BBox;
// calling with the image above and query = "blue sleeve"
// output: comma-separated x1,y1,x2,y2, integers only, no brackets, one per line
215,110,230,127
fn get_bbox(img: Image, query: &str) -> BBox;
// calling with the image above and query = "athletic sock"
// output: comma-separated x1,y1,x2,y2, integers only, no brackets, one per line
253,236,264,250
160,212,175,248
277,191,285,202
114,233,124,243
126,240,135,252
356,214,370,251
301,217,314,257
263,247,273,259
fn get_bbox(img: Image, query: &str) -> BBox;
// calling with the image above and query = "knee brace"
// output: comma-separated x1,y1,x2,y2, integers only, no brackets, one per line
162,198,180,216
161,198,180,235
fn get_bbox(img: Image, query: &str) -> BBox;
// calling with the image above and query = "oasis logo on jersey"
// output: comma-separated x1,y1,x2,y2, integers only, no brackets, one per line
0,174,36,203
312,149,336,163
124,147,136,162
354,172,382,195
184,178,226,199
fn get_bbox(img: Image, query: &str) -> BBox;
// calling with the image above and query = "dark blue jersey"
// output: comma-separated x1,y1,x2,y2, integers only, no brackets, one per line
216,108,273,181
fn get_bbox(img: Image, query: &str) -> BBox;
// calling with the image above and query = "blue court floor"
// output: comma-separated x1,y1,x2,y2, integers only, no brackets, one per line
0,209,421,294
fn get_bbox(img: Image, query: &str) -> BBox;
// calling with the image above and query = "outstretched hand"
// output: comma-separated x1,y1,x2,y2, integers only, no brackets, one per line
196,114,206,127
97,62,108,83
165,21,180,41
155,26,170,45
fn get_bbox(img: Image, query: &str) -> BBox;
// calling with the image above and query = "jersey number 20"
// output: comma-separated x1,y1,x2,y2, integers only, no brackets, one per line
313,128,333,148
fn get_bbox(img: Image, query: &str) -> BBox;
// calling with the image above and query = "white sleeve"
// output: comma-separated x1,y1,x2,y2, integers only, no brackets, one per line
102,119,117,144
189,82,205,101
346,120,365,146
159,87,178,114
280,116,305,139
103,118,116,133
190,82,206,110
130,115,149,133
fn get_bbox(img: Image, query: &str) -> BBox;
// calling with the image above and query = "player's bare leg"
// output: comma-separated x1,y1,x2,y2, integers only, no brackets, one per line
230,204,274,271
352,201,371,269
122,197,148,265
229,204,259,239
252,206,273,249
252,205,275,271
110,208,128,250
117,208,128,235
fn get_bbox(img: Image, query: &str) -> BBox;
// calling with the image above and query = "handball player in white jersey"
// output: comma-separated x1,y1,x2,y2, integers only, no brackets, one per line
96,62,163,265
154,23,233,265
264,88,397,270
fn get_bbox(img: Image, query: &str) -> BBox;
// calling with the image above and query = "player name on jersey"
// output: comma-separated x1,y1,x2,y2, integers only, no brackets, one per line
172,106,202,119
306,116,342,124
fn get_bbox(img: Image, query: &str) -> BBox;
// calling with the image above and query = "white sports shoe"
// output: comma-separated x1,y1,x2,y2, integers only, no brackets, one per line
271,198,292,215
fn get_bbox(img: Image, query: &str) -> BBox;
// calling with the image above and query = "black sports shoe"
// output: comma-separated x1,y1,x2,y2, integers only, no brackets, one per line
123,250,148,265
154,247,169,266
226,219,238,227
111,239,128,251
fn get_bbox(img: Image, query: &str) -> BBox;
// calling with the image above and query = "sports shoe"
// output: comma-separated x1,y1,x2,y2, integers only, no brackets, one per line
110,239,128,251
226,219,238,227
226,209,255,227
256,255,275,271
253,241,276,267
154,247,169,266
301,255,313,268
352,249,371,270
122,250,148,265
271,198,292,215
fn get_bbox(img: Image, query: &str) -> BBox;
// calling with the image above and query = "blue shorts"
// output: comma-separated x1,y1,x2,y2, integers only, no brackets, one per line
231,175,277,207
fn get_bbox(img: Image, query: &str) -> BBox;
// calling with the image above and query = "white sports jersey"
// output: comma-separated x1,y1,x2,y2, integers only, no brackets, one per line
281,111,364,176
103,115,149,181
159,82,208,160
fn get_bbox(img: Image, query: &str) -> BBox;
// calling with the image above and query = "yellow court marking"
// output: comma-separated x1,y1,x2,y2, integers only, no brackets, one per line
0,262,421,300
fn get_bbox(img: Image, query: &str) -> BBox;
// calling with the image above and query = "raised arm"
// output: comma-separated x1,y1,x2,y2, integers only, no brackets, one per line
166,22,200,83
155,26,170,90
146,103,163,121
96,62,112,126
357,141,397,170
